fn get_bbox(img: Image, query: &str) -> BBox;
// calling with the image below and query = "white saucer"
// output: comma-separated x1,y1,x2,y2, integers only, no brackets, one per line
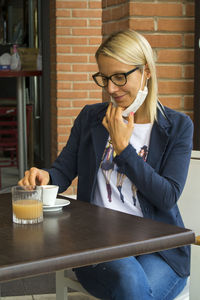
43,198,70,212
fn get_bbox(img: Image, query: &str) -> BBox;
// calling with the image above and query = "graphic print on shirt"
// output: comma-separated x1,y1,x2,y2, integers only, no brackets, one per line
138,145,148,161
117,172,126,203
131,145,148,205
100,140,115,202
101,140,148,204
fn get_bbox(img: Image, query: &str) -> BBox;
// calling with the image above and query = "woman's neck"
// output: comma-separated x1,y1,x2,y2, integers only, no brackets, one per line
134,103,151,124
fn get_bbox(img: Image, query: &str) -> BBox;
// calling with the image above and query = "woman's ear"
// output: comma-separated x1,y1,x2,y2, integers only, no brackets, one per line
144,64,151,79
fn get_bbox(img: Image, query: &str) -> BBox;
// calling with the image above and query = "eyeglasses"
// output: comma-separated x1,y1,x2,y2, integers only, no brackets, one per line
92,67,139,88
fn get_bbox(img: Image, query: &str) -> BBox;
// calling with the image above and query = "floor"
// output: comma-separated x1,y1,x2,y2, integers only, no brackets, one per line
0,293,95,299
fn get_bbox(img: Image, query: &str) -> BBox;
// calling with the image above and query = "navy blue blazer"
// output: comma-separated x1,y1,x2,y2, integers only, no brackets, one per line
48,102,193,277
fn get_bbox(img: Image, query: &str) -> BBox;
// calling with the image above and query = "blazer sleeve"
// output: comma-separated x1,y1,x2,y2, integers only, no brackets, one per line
114,115,194,212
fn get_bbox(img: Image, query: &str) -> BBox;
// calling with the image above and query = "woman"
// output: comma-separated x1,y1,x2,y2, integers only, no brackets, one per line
19,30,193,299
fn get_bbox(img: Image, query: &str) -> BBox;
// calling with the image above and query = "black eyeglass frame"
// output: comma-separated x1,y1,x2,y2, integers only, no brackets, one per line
92,67,139,87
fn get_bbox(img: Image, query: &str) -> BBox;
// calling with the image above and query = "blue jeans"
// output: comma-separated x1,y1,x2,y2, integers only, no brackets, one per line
74,253,187,300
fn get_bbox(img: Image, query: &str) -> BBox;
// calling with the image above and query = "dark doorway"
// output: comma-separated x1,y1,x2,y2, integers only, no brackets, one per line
0,0,51,190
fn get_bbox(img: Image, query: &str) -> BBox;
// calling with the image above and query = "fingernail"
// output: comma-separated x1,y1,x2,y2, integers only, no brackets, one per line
130,112,134,116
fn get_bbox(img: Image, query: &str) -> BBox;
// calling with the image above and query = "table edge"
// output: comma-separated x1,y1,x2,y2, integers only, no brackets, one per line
0,230,195,282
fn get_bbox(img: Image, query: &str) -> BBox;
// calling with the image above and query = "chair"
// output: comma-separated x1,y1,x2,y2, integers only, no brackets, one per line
56,269,98,300
174,150,200,300
56,151,200,300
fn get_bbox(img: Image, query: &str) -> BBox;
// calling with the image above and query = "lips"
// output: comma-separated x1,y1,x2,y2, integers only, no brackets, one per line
112,94,125,102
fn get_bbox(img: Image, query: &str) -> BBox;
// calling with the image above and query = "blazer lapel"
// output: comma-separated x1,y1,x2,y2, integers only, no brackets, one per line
91,121,109,170
87,103,109,174
147,109,171,170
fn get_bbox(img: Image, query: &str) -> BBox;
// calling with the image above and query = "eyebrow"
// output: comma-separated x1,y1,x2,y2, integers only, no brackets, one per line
98,70,128,76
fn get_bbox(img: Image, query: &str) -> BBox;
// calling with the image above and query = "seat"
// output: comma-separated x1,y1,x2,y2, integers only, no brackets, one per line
56,151,200,300
174,150,200,300
56,270,98,300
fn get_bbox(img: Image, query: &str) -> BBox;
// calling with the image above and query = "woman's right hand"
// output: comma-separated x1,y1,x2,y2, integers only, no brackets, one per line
18,167,50,186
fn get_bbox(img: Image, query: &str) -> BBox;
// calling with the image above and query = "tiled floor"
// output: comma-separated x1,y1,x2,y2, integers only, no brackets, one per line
1,293,95,299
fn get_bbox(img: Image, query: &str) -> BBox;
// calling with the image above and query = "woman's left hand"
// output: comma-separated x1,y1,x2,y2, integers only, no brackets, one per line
102,103,134,155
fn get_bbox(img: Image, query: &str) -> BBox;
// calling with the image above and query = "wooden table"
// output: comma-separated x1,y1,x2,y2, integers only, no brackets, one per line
0,193,195,283
0,70,42,178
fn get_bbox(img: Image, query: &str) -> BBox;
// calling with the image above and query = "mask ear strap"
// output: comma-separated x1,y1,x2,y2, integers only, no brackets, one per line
139,67,145,90
142,65,150,88
141,67,150,89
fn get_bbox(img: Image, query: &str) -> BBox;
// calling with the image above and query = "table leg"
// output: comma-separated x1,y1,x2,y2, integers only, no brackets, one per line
56,270,68,300
17,77,27,179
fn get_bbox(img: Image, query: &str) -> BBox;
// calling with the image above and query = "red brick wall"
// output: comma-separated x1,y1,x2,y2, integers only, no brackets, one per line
102,0,195,118
133,2,194,119
52,0,102,194
102,0,129,35
51,0,194,195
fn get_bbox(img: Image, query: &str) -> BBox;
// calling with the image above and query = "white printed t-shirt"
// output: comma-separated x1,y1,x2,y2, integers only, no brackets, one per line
92,123,153,217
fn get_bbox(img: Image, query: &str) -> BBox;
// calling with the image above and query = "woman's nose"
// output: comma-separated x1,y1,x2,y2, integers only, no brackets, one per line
106,79,119,94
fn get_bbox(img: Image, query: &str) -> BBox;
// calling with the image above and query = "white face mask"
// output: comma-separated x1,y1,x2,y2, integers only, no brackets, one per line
111,69,148,117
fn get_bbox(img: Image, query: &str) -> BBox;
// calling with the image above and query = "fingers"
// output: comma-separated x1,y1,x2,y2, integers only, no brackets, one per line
105,102,112,119
106,103,123,122
128,112,134,129
28,167,39,185
114,106,124,119
102,103,112,130
18,167,38,186
39,173,50,185
18,167,50,187
102,103,125,131
102,116,108,130
102,104,134,155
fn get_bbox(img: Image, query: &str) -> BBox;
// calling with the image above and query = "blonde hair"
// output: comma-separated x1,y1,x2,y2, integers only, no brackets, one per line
95,30,158,122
